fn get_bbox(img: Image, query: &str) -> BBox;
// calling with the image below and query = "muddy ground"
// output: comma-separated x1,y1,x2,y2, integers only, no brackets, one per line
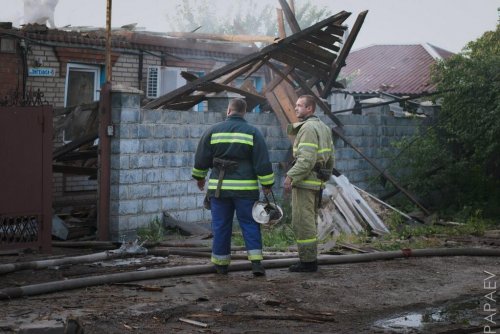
0,240,499,334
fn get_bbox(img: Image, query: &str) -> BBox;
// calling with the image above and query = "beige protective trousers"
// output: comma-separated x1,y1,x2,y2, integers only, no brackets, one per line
291,187,319,262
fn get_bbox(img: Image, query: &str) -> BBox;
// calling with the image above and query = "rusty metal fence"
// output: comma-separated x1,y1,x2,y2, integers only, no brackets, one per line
0,106,53,251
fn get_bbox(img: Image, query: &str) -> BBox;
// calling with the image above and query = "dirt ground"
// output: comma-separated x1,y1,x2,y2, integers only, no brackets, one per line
0,240,499,334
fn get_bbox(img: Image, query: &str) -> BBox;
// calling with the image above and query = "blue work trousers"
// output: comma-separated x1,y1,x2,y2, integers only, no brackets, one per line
210,197,263,266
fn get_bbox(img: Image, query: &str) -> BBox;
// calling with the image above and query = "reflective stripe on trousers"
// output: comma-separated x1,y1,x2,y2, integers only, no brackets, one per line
292,187,319,262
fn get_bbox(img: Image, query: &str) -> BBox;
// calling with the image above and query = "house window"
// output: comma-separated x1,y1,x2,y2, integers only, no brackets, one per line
65,64,101,107
235,76,263,112
0,38,16,53
191,71,206,112
146,66,186,99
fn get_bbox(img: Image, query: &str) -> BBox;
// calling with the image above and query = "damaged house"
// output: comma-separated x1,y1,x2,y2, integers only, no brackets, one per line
0,3,448,250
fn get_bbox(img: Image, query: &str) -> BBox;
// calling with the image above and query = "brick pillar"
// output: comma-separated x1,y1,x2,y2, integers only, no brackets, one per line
109,85,142,241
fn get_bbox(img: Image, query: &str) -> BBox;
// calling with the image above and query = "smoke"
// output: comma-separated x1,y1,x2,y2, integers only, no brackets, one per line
23,0,59,28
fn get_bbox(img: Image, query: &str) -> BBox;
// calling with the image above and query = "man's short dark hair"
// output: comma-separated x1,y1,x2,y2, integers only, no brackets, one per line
299,95,316,112
228,98,247,115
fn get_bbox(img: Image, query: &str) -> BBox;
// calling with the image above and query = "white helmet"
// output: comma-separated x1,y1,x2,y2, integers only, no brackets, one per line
252,201,283,226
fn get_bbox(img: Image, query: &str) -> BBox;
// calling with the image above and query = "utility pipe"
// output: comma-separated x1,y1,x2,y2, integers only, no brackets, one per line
0,248,293,275
0,248,498,300
0,250,138,275
149,249,297,260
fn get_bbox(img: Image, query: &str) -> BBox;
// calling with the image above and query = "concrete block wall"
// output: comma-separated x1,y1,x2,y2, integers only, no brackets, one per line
322,113,423,192
109,89,424,240
109,90,289,240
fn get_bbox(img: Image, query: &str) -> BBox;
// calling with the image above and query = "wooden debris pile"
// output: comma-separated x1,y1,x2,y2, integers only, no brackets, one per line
318,175,390,240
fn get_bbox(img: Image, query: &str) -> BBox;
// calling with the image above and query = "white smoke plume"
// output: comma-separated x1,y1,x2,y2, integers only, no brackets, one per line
23,0,59,28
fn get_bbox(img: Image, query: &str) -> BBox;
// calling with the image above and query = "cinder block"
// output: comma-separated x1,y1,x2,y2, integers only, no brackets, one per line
129,155,153,169
143,169,162,183
154,125,173,138
127,184,152,199
162,196,180,210
118,169,143,184
161,168,180,182
138,124,154,138
142,198,162,213
118,200,140,215
179,195,197,209
118,139,140,154
142,140,163,153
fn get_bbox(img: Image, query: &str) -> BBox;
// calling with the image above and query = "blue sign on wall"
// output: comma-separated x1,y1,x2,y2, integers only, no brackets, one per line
28,68,56,77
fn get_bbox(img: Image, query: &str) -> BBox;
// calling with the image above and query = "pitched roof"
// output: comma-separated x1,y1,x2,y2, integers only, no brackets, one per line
0,24,258,59
339,44,454,95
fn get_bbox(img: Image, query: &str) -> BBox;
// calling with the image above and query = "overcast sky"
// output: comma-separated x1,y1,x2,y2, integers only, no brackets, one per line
1,0,498,53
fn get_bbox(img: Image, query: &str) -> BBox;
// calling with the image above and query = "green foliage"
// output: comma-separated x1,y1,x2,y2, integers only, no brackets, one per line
165,0,332,36
386,23,500,221
137,216,165,242
232,223,295,251
371,212,496,251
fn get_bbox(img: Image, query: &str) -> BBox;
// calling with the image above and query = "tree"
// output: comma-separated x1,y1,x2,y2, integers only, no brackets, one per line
165,0,333,36
391,23,500,219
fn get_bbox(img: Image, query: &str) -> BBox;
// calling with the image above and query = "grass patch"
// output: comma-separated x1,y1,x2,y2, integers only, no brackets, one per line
232,223,296,251
137,216,165,242
324,211,498,251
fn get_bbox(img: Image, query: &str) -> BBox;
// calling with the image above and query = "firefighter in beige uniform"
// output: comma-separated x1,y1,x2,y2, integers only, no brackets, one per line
284,95,334,272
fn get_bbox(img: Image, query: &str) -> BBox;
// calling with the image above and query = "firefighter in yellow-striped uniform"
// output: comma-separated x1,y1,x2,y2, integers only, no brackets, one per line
192,98,274,276
284,95,334,272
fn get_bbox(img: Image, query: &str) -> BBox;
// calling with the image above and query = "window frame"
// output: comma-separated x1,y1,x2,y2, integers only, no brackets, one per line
64,63,101,107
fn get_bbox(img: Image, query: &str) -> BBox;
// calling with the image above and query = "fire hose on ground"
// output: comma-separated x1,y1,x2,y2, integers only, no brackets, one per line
0,247,499,300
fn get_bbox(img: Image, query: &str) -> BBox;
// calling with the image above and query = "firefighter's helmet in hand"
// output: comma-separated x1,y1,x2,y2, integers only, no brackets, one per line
252,201,283,226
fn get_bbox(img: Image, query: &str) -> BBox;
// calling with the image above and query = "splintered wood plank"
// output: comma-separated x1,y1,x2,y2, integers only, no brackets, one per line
278,0,301,33
321,11,368,98
284,47,332,70
324,24,346,36
282,78,299,105
310,30,342,45
265,91,292,135
303,35,341,52
220,61,257,84
272,82,299,124
291,40,337,64
272,52,326,78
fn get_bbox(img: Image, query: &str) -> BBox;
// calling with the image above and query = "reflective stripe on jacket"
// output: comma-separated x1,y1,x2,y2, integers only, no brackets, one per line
192,115,274,199
287,115,334,190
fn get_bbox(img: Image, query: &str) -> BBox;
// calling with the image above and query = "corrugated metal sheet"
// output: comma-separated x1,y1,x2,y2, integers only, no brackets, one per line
339,44,454,95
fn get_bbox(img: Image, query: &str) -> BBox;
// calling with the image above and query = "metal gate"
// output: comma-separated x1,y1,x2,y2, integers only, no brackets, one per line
0,106,53,251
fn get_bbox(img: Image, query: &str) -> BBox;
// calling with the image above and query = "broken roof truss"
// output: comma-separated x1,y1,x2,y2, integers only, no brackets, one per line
144,8,368,130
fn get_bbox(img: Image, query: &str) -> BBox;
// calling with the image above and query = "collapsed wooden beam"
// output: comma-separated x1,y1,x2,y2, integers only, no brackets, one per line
331,127,430,216
279,0,301,33
165,32,278,44
143,11,351,109
52,132,98,160
289,70,343,127
321,10,368,98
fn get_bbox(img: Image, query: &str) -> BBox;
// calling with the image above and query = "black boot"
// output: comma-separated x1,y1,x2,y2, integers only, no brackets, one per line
251,261,266,276
214,264,228,275
289,261,318,272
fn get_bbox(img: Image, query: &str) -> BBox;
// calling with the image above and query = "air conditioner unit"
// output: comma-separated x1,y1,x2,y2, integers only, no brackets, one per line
146,66,186,98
